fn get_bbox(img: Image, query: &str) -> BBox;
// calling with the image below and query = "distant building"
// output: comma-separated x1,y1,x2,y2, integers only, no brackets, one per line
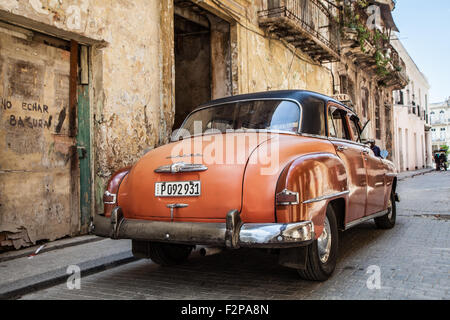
391,38,431,171
429,99,450,152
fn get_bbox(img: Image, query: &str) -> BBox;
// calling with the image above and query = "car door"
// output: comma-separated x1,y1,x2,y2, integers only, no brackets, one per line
363,143,386,216
327,104,368,223
347,115,386,216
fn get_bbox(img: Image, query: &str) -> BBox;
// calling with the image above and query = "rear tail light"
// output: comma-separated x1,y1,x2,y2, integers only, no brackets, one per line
276,189,299,206
103,191,117,205
103,167,131,217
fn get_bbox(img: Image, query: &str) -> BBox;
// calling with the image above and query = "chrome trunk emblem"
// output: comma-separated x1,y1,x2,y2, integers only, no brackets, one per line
155,162,208,173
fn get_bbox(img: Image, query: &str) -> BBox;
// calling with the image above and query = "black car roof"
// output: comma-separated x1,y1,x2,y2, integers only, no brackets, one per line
199,90,356,115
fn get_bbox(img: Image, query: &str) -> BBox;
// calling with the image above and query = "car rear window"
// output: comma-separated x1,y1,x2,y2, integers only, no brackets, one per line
179,100,301,136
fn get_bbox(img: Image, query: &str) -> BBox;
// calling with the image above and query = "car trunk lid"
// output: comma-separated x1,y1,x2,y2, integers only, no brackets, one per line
117,132,270,221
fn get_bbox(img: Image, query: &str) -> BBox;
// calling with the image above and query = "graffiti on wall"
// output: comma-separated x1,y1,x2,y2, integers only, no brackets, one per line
2,97,54,130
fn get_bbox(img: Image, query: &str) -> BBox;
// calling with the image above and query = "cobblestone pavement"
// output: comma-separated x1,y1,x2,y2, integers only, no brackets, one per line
22,172,450,300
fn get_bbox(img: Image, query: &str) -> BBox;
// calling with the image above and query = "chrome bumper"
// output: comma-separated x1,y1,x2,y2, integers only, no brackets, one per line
91,207,314,249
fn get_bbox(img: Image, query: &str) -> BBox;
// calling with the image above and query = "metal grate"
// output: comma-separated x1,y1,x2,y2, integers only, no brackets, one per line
259,0,340,61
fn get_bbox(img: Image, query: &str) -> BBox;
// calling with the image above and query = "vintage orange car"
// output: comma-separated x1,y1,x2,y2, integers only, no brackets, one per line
92,90,399,281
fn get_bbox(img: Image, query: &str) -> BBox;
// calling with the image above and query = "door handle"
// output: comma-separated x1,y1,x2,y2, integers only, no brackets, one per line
362,149,370,155
336,146,348,152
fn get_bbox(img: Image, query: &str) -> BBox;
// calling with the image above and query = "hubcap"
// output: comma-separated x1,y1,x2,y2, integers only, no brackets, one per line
317,216,332,263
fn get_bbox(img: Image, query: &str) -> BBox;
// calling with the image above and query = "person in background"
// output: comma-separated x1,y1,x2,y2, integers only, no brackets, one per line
369,140,382,158
435,152,442,171
439,151,448,171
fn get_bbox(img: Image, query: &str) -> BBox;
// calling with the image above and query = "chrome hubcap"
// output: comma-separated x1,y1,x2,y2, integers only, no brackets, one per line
317,216,332,263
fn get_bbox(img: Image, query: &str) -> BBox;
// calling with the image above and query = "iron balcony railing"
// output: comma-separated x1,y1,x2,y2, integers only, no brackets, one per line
388,44,408,83
259,0,340,62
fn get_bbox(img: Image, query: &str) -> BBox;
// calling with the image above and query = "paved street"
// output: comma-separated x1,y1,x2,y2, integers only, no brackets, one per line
21,172,450,300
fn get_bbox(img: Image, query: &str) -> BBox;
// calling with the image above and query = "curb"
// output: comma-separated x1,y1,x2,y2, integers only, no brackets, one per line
0,252,138,300
398,169,434,181
0,236,104,263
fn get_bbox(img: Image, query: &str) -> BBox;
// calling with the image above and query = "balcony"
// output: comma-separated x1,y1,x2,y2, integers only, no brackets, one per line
340,3,408,89
340,4,384,69
382,44,409,89
258,0,340,63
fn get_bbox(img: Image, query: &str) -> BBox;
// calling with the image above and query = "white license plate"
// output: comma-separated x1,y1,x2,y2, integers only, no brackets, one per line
155,181,201,197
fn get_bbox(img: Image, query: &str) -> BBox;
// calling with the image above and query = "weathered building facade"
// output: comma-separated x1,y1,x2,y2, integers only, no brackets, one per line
391,38,432,171
0,0,407,249
429,98,450,152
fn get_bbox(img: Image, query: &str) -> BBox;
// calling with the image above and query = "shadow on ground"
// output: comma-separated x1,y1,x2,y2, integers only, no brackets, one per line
80,220,391,299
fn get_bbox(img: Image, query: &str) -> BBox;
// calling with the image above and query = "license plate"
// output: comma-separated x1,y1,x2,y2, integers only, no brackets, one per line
155,181,201,197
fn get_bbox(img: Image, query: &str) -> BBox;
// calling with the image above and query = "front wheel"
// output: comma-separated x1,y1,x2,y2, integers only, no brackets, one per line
374,191,396,229
298,205,339,281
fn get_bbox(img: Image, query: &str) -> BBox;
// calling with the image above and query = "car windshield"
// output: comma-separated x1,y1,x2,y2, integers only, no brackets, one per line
177,100,301,137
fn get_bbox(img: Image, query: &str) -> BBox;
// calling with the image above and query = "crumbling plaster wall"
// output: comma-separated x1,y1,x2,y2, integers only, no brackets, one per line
0,0,175,214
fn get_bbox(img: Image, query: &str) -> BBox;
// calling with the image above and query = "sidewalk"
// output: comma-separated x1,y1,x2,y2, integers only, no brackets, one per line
0,236,135,299
397,168,435,181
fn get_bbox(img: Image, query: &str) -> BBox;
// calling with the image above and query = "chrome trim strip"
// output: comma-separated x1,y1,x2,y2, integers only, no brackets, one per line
329,137,371,149
155,162,208,173
299,133,330,141
345,210,388,230
302,191,349,204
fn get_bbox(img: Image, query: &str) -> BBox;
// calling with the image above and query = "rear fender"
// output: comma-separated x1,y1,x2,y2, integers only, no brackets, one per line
276,153,348,238
103,167,131,217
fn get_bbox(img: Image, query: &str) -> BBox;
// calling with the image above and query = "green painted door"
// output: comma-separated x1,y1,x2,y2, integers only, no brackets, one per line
76,46,91,232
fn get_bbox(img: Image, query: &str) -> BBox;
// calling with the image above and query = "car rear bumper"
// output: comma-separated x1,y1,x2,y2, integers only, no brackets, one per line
90,207,315,249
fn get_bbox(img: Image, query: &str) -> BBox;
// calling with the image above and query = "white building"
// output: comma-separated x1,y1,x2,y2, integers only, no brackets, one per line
429,98,450,152
391,38,432,172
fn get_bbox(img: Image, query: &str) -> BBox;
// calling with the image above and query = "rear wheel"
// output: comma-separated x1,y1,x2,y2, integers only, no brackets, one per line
132,241,193,266
374,191,396,230
298,205,338,281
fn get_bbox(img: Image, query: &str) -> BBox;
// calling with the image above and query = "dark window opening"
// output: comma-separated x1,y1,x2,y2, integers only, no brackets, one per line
375,93,381,140
174,14,211,130
361,88,369,119
173,4,232,131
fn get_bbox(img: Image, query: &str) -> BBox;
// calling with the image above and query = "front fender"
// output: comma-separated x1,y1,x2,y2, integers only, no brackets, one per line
276,153,348,237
